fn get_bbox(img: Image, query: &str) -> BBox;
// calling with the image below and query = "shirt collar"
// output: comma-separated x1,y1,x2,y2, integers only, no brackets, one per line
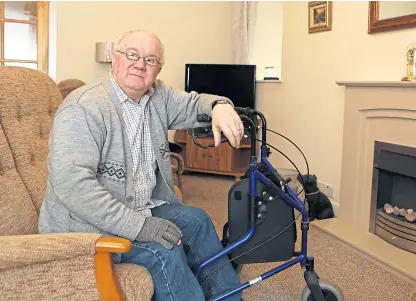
109,72,154,104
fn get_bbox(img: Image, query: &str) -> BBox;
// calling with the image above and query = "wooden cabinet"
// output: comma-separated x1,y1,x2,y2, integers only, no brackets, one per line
186,137,232,172
174,130,251,181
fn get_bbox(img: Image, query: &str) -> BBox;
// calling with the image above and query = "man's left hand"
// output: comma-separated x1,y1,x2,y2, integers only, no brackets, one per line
212,103,244,148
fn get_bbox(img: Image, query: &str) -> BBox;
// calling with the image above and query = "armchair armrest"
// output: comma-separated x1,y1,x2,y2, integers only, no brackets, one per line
174,185,183,201
95,236,132,301
96,236,131,253
0,233,101,270
0,233,134,301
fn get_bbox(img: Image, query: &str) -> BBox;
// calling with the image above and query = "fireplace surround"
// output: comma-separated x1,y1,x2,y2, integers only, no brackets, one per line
311,81,416,284
370,141,416,253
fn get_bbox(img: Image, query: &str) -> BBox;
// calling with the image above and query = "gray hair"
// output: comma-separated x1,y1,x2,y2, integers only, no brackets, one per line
113,30,165,66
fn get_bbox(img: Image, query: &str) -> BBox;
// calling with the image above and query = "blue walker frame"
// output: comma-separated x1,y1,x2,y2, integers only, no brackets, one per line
192,108,327,301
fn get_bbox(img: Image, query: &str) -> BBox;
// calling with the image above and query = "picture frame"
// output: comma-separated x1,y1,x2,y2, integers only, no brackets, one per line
368,1,416,34
308,1,333,34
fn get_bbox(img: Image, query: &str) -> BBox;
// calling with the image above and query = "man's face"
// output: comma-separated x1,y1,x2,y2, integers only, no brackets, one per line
112,32,163,97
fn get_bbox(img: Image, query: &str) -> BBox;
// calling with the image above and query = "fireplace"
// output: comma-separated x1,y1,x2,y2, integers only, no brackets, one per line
370,141,416,254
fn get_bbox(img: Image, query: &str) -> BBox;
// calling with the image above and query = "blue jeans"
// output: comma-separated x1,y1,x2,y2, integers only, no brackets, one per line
119,204,242,301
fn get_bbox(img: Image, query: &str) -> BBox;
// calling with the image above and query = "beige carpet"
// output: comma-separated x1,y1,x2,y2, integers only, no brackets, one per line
181,172,416,301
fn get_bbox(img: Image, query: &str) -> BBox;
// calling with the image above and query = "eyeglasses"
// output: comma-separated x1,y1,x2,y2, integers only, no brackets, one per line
117,50,160,66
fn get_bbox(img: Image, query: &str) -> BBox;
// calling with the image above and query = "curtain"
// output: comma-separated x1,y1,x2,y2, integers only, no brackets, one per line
232,1,257,64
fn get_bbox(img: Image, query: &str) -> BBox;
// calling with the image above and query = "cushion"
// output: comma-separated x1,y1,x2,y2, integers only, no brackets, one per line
114,263,154,301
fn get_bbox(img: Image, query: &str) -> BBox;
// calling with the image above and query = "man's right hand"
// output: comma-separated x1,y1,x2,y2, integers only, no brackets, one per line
136,216,183,249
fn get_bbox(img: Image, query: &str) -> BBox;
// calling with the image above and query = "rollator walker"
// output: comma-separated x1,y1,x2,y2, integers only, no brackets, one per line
192,107,344,301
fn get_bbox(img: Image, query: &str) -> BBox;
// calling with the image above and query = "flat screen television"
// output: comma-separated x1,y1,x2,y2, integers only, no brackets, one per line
185,64,256,109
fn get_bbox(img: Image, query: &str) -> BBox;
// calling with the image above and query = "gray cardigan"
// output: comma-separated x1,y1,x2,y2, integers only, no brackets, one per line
38,75,231,241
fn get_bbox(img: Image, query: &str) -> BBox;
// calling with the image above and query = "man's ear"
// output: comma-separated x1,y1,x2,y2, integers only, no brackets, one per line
110,55,118,74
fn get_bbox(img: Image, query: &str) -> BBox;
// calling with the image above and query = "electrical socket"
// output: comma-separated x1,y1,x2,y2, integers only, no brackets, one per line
317,181,334,199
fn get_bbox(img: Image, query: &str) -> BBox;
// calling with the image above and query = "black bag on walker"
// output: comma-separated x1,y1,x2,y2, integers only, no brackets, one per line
227,165,297,264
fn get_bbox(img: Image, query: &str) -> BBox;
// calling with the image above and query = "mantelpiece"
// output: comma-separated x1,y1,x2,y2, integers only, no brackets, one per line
336,81,416,88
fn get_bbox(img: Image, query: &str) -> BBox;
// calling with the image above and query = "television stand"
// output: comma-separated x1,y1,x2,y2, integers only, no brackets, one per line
173,129,251,181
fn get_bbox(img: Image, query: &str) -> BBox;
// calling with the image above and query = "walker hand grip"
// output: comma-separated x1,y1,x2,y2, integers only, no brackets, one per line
234,107,253,115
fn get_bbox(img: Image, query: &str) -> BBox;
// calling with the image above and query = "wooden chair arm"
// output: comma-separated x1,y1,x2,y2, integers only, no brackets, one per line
174,185,183,201
94,236,132,301
96,236,132,253
170,152,184,174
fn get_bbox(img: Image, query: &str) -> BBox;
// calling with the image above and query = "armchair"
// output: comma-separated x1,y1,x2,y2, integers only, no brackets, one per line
0,66,154,300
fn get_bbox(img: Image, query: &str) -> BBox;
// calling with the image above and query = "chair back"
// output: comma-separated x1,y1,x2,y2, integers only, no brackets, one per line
57,78,86,99
0,66,62,235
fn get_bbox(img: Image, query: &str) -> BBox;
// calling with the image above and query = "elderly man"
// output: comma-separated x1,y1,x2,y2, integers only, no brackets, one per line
39,30,244,301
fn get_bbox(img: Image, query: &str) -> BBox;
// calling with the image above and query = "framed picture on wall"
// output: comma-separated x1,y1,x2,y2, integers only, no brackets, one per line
308,1,333,33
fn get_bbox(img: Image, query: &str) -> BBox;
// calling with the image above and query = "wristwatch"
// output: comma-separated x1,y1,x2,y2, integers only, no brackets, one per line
212,100,230,108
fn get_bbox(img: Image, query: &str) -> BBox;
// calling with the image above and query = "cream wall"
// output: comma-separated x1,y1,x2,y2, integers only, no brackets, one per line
257,1,416,207
250,1,283,80
54,1,416,208
55,1,234,90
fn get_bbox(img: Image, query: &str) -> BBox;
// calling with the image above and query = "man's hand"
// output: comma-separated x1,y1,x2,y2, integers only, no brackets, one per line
212,103,244,148
136,216,183,249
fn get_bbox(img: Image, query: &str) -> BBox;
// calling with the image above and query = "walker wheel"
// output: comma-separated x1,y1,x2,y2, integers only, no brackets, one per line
300,280,344,301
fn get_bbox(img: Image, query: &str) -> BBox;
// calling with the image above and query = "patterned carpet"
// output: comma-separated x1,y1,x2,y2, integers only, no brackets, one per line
181,172,416,301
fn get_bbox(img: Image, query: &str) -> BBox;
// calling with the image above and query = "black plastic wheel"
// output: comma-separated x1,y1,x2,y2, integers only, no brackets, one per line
306,289,338,301
300,280,344,301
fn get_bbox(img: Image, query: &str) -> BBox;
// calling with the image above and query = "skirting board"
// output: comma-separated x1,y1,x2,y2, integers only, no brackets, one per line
330,201,340,217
